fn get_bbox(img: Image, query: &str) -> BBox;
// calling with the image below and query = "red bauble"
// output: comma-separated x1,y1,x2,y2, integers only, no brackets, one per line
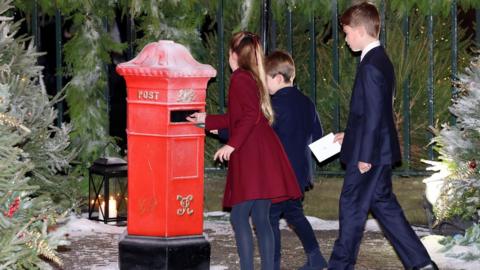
4,197,20,218
468,159,477,170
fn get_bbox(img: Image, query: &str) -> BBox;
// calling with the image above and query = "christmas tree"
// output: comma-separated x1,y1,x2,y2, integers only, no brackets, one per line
0,0,75,267
423,54,480,223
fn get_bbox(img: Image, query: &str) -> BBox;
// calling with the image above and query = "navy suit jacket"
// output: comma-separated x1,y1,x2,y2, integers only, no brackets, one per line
340,46,401,166
271,86,323,191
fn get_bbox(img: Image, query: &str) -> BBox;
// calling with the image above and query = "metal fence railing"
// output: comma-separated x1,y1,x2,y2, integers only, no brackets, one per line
27,0,479,176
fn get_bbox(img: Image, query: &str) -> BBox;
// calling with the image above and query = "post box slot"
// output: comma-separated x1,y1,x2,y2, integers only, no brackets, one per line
170,110,199,123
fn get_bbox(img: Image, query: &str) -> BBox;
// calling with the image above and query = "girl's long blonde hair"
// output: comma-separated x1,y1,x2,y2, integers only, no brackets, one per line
229,31,274,125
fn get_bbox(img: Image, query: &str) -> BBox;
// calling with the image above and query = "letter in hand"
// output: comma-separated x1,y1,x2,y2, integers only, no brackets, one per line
214,145,235,162
334,132,345,145
186,112,206,123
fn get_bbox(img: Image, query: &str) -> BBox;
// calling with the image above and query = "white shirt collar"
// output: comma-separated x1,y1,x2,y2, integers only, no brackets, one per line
360,40,381,61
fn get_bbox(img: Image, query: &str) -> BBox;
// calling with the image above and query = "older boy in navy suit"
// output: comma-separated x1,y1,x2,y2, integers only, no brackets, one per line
329,2,437,270
266,51,327,270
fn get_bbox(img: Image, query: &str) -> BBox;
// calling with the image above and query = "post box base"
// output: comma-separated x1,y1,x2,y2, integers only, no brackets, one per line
118,233,210,270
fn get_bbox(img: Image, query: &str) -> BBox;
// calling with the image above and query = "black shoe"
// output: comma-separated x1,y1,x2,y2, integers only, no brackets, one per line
410,261,439,270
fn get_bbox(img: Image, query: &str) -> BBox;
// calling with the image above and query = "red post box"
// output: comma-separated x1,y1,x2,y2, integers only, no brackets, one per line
116,40,216,270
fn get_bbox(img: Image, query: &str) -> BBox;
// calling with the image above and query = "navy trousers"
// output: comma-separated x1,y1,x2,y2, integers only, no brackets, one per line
270,199,327,270
328,165,431,270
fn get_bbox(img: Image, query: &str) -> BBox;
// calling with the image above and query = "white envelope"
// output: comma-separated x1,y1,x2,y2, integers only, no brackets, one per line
308,132,341,163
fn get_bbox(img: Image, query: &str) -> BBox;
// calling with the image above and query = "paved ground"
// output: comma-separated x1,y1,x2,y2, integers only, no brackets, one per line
52,218,410,270
207,226,404,270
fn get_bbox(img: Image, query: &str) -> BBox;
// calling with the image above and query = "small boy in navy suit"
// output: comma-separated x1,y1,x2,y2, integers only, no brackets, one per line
329,2,437,270
265,51,327,270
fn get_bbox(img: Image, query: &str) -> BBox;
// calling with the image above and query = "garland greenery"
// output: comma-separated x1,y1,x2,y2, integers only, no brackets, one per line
61,1,125,174
12,0,480,171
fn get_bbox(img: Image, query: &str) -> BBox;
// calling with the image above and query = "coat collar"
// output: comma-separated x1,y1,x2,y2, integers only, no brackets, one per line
271,86,296,98
359,46,383,66
360,40,381,61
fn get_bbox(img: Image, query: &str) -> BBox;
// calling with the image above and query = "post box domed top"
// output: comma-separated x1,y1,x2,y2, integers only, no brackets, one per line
116,40,216,78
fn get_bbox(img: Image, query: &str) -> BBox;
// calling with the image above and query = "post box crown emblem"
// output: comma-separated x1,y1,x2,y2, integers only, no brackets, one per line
116,40,216,78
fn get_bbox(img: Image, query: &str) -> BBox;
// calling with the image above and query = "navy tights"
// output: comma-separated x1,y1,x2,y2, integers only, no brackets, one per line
230,199,274,270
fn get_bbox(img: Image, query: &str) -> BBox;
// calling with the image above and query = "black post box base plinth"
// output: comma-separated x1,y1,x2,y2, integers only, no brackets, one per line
119,234,210,270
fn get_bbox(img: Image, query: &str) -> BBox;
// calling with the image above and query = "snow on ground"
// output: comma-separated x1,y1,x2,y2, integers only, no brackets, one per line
53,214,126,238
204,211,233,238
205,211,428,234
209,266,228,270
422,235,480,270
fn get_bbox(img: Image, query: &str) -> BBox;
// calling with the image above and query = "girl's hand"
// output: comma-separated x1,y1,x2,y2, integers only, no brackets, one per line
186,112,206,124
210,129,219,135
214,145,235,162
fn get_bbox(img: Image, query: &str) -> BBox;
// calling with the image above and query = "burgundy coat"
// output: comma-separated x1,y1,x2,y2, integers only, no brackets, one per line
206,69,302,208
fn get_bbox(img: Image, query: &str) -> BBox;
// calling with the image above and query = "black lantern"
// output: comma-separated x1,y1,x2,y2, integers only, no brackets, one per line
88,157,128,225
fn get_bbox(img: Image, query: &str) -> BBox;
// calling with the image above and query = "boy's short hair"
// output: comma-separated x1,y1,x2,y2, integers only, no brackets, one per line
265,50,295,83
340,1,380,38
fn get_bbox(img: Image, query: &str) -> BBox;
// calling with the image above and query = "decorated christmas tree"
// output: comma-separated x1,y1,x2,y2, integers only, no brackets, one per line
423,54,480,223
0,0,75,267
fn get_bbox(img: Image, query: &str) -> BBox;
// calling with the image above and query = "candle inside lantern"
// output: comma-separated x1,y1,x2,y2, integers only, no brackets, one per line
109,196,117,218
99,201,105,220
99,197,117,221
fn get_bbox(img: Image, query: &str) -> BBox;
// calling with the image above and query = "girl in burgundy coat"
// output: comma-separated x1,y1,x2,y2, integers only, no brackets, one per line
188,31,301,270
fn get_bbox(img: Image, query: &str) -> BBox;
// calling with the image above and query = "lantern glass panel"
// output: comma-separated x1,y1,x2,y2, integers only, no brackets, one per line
88,158,128,225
